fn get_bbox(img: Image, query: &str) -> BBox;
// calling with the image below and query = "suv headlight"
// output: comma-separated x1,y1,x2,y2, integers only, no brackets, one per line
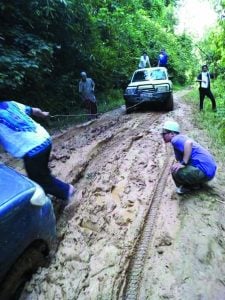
125,87,137,95
30,184,48,206
157,85,170,92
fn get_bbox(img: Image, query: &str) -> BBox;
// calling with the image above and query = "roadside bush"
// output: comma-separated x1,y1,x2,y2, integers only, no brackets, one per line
185,82,225,147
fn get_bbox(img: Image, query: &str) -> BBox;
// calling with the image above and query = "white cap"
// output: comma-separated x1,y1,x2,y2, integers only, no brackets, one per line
162,120,180,133
80,71,87,77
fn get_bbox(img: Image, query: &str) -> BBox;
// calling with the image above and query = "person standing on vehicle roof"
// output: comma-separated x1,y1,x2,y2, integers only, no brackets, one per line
0,100,75,205
79,71,97,120
138,51,151,69
157,49,168,68
161,120,217,194
196,64,217,112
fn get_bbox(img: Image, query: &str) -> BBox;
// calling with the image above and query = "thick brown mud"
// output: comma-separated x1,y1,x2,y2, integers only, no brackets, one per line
2,91,225,300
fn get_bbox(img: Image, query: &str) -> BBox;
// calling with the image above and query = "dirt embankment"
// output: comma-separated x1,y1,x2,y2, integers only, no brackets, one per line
13,91,225,300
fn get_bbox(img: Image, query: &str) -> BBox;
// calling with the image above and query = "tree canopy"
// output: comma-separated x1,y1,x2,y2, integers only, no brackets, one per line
0,0,199,112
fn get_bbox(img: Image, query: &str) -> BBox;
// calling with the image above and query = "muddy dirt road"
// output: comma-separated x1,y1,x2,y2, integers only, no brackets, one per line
6,90,225,299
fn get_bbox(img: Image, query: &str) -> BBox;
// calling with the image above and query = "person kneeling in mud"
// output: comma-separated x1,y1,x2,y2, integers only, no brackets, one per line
161,120,217,194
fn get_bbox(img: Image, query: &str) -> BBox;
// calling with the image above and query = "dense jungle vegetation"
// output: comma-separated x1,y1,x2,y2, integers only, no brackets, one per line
0,0,196,113
189,1,225,147
0,0,224,117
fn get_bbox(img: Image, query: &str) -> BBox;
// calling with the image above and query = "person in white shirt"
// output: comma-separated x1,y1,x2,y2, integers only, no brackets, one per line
138,51,151,69
196,65,217,111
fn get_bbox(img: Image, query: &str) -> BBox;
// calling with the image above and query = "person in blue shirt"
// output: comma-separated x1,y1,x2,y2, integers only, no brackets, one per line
0,100,75,204
157,49,168,68
161,120,217,194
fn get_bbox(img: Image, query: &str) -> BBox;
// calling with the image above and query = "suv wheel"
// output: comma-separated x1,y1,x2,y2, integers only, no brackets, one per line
0,244,48,300
165,94,174,111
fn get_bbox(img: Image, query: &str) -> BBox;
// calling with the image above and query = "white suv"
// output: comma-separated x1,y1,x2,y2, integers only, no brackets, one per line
124,67,173,112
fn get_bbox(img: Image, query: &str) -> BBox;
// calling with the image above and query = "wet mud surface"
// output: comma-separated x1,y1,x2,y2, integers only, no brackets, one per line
2,91,225,300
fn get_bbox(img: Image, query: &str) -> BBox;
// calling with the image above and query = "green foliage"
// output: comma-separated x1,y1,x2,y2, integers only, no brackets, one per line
0,0,199,114
98,89,124,113
185,83,225,147
191,1,225,147
198,1,225,78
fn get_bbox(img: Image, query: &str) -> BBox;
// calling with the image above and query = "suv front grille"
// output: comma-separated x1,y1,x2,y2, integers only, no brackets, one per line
137,84,155,93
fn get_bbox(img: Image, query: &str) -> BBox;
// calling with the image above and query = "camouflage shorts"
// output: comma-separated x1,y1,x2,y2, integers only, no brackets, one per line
172,165,208,187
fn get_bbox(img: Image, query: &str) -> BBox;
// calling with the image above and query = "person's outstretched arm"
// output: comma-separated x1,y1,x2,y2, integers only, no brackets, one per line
31,107,49,118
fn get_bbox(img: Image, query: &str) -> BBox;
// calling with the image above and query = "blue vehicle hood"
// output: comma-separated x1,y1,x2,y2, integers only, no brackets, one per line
0,164,35,206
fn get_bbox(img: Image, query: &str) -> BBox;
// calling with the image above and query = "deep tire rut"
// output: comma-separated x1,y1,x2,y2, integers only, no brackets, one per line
120,151,173,299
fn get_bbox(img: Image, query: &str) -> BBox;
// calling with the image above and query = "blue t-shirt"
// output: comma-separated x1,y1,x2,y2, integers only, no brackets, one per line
0,101,50,158
158,52,168,66
171,134,217,179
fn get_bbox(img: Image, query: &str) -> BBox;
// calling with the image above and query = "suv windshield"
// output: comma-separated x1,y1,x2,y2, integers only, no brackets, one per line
132,69,167,82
